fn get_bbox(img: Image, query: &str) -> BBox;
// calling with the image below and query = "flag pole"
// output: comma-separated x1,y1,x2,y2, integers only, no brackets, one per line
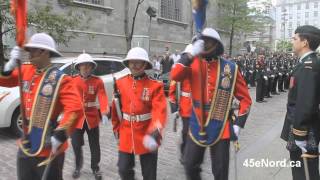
11,0,28,136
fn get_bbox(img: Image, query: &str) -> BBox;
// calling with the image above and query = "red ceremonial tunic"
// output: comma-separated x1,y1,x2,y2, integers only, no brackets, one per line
168,78,192,118
111,74,167,155
73,75,109,129
170,57,252,139
0,64,83,157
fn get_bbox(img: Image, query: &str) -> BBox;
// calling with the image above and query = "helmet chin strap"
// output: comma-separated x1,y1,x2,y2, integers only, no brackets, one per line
201,46,219,61
201,46,216,55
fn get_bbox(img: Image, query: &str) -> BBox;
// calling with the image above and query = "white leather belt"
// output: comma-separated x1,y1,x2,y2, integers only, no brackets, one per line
84,102,97,108
123,113,151,122
181,91,191,97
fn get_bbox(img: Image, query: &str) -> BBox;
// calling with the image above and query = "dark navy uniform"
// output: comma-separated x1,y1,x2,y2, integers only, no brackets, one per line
281,52,320,180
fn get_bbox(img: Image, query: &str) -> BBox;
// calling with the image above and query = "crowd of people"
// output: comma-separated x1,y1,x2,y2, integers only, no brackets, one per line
1,24,319,180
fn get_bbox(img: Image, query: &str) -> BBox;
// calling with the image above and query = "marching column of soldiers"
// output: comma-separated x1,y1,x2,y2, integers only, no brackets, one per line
1,26,319,180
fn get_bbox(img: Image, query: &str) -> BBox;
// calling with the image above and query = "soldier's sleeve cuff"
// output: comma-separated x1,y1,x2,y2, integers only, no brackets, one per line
53,129,68,143
235,112,249,128
292,128,308,141
178,53,193,66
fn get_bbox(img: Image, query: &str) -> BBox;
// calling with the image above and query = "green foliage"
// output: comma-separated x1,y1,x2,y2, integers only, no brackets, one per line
276,40,292,52
0,0,86,65
216,0,269,55
28,1,85,46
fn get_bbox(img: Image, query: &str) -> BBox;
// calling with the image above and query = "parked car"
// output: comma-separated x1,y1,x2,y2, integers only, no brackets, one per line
0,56,130,136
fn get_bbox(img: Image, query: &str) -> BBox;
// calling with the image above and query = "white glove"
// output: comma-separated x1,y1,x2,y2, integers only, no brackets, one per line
184,40,204,56
233,125,241,137
143,135,158,151
295,140,307,153
4,46,25,72
51,136,62,154
102,116,108,125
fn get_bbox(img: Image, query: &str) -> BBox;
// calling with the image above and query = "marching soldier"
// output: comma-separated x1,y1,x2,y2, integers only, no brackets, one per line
71,53,109,180
280,25,320,180
1,33,83,180
171,28,252,180
111,47,167,180
168,60,192,162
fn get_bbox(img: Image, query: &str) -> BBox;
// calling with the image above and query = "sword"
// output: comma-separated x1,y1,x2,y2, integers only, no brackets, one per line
301,153,318,180
173,82,181,132
40,152,53,180
233,141,240,180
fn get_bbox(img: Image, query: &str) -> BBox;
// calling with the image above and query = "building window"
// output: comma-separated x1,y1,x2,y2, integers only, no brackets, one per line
315,2,318,8
305,21,309,25
314,11,318,17
74,0,104,5
288,29,292,37
297,4,301,10
305,12,309,18
289,14,292,19
306,3,309,9
160,0,182,21
297,21,300,27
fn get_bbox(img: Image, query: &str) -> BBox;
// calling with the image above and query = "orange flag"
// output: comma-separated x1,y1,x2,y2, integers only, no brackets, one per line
10,0,27,47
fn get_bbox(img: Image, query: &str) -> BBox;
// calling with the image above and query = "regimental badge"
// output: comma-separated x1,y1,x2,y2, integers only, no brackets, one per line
221,77,231,89
22,81,30,92
141,88,150,101
223,64,231,76
47,70,58,84
221,64,232,89
88,85,95,94
41,84,53,96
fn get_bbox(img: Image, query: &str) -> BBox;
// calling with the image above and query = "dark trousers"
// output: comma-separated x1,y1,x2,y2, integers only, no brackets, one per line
278,76,284,91
183,136,230,180
249,73,256,87
290,150,320,180
71,122,100,171
17,153,65,180
118,151,158,180
256,79,264,101
180,117,190,156
284,75,290,89
271,76,278,93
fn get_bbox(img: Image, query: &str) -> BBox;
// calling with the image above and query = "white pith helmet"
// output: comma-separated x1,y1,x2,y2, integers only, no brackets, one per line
24,33,62,57
123,47,152,70
201,28,224,54
75,53,97,70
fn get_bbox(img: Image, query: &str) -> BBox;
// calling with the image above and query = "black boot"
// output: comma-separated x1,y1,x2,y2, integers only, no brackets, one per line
93,169,102,180
72,169,81,179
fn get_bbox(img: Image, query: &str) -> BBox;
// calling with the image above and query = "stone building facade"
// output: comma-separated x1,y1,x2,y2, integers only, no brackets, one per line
5,0,244,57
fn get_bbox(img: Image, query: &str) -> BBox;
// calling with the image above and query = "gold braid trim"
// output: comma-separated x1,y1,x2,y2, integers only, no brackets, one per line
292,128,308,137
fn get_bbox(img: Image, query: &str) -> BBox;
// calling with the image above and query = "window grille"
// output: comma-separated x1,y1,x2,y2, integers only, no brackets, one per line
160,0,182,21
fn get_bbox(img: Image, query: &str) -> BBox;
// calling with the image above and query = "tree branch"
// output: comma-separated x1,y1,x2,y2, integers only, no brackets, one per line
2,27,15,35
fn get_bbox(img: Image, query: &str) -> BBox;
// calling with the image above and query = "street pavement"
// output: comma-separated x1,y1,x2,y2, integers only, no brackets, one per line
0,88,293,180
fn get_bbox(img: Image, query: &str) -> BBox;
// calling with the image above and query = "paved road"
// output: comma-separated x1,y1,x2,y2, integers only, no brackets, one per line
0,88,293,180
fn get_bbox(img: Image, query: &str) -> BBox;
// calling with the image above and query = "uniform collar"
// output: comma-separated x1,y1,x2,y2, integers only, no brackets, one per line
299,51,314,63
35,64,52,74
131,73,146,80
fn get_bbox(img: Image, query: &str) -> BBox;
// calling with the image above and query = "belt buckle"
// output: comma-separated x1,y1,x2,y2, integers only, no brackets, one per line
130,115,137,122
